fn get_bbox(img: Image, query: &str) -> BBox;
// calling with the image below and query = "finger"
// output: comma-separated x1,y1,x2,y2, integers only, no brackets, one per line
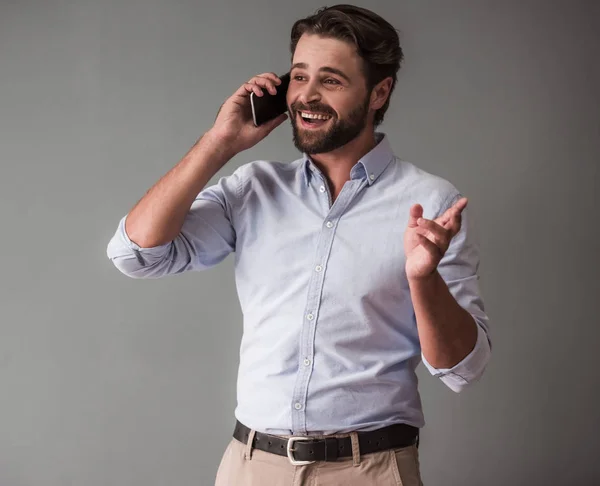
257,72,282,85
436,197,468,225
249,75,280,95
417,218,451,248
446,213,463,237
437,197,468,226
456,196,468,211
241,82,264,98
415,225,449,253
408,204,423,228
237,73,284,99
416,234,444,258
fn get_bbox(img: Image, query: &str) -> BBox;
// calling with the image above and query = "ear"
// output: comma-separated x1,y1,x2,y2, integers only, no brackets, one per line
369,77,393,111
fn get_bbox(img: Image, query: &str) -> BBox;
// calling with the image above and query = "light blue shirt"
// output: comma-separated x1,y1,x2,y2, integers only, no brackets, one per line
107,132,491,436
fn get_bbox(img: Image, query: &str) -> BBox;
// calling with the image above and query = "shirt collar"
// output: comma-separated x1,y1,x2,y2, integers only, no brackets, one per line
302,132,394,187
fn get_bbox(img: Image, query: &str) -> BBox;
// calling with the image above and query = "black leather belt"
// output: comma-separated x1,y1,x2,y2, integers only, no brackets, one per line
233,420,419,465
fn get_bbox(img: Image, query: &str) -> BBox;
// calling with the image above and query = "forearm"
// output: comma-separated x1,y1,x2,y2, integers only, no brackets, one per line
125,130,235,248
409,270,478,369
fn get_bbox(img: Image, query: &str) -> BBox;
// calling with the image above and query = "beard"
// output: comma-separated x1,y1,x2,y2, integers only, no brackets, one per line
290,94,370,155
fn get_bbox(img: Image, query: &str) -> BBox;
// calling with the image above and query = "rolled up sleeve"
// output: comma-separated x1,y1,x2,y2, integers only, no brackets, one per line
106,167,243,279
422,318,491,392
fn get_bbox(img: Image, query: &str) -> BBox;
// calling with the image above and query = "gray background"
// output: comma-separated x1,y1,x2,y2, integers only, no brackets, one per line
1,0,599,485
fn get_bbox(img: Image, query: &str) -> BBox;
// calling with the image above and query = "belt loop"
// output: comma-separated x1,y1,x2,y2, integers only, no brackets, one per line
244,429,256,461
350,432,361,466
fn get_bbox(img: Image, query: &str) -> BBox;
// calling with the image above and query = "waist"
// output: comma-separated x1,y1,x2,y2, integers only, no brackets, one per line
235,384,425,435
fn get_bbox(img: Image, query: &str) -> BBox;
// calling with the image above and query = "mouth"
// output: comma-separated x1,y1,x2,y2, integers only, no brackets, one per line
296,110,333,129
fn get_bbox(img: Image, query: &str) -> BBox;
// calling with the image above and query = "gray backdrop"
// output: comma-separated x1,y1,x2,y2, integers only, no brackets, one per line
1,1,599,485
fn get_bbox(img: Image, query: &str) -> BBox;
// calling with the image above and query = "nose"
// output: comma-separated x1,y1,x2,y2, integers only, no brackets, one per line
297,80,322,105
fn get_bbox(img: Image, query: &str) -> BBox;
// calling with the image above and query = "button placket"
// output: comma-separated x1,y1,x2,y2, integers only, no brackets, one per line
316,173,333,208
291,238,330,433
290,180,363,435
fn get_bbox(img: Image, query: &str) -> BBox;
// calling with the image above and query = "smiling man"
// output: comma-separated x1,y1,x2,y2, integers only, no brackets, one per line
107,5,491,485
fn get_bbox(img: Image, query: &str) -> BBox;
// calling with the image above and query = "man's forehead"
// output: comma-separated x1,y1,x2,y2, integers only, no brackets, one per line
292,34,360,70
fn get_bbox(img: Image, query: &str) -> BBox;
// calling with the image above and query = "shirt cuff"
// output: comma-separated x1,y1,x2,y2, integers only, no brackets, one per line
107,215,171,267
421,319,491,392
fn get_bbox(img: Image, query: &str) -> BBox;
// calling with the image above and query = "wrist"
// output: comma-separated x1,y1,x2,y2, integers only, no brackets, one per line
204,128,238,159
407,269,440,287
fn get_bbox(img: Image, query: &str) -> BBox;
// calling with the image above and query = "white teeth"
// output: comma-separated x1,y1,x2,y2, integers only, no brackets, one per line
300,112,331,120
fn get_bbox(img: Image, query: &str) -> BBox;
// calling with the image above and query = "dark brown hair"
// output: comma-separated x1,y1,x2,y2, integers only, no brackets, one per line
290,4,404,126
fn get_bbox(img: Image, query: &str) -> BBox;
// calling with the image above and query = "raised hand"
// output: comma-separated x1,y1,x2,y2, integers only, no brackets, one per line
404,197,468,280
209,72,288,156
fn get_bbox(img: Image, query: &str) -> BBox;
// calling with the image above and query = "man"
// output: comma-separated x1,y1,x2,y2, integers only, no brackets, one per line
107,5,491,485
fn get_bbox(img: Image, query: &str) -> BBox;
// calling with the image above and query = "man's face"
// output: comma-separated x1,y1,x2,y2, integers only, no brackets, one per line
287,34,372,155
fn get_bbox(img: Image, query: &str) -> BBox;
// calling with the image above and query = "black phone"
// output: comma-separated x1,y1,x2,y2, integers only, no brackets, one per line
250,72,291,127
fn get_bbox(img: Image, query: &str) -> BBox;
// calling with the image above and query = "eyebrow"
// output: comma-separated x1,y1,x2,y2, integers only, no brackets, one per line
291,63,351,83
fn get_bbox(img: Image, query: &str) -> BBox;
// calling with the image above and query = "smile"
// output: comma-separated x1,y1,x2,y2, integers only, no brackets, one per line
299,111,333,121
297,111,333,129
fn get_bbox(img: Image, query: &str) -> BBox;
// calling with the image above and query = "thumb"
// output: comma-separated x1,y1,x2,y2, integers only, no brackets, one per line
408,204,423,228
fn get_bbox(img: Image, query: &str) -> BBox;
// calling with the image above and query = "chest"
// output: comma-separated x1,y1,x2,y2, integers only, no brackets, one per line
233,180,411,300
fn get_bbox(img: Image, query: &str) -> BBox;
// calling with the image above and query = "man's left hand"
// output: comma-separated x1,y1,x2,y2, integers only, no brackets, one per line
404,197,468,280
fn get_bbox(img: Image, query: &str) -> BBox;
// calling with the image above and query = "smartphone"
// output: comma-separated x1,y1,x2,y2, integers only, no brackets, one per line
250,72,291,126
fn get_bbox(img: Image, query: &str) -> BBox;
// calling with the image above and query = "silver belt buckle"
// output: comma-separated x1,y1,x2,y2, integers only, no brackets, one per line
287,436,316,466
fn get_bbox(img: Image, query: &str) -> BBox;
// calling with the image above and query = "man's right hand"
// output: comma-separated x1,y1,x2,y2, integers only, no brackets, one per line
209,72,289,156
120,73,289,250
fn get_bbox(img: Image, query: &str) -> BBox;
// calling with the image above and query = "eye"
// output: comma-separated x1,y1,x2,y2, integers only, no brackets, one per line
293,75,306,81
324,78,340,85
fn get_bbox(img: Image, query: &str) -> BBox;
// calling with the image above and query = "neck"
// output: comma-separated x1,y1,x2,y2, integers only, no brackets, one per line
309,128,378,189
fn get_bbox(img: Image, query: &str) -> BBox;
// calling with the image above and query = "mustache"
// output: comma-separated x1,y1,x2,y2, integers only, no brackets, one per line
291,103,335,117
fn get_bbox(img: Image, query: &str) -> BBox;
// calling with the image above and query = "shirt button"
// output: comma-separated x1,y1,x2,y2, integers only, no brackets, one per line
294,402,303,410
326,221,333,228
304,358,312,366
369,174,375,181
315,265,322,272
307,313,314,321
319,185,326,193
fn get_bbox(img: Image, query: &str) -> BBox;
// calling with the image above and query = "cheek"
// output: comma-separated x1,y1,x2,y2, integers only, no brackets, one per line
327,89,356,111
332,99,356,117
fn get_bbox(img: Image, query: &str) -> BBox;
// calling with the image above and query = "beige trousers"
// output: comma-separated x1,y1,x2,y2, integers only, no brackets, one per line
214,429,424,486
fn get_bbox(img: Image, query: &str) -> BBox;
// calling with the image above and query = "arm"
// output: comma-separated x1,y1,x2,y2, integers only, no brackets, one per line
123,130,235,250
106,72,288,278
106,143,240,278
405,195,491,392
409,270,479,370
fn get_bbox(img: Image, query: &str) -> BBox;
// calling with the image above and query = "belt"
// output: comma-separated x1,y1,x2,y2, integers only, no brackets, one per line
233,420,419,465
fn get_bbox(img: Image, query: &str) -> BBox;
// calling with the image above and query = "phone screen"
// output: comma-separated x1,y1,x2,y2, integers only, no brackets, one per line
251,72,291,126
